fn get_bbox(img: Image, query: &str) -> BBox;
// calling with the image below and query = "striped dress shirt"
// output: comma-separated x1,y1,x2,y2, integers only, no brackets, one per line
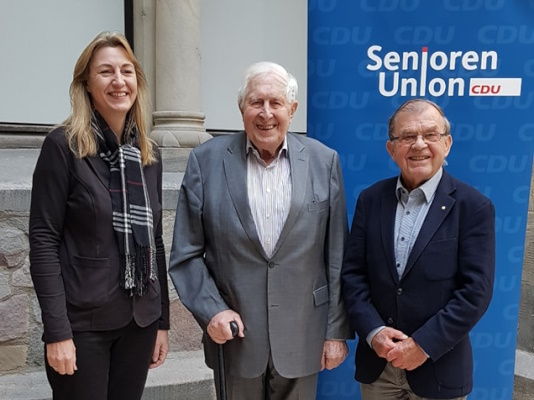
246,138,292,257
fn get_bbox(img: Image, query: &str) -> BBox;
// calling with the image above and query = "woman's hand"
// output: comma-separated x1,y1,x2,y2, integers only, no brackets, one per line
46,339,77,375
149,330,169,369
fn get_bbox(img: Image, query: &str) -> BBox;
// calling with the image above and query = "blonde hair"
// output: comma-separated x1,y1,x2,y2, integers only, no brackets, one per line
63,31,155,165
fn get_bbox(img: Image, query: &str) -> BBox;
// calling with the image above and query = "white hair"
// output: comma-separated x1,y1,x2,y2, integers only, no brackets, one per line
237,61,298,111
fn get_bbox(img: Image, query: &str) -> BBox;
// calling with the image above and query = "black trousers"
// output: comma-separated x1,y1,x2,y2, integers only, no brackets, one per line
45,319,159,400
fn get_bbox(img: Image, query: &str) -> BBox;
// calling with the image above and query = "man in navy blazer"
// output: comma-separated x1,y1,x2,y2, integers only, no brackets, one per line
341,99,495,400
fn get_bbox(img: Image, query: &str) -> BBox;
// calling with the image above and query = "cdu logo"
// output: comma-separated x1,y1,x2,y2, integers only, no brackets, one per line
470,78,521,96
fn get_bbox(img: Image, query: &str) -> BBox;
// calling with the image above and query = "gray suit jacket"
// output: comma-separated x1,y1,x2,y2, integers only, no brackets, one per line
169,131,351,379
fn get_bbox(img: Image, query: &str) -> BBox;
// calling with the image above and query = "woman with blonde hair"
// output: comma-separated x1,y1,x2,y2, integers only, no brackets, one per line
29,31,169,400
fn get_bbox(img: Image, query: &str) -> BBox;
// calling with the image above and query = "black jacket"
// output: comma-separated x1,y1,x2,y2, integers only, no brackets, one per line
30,127,169,343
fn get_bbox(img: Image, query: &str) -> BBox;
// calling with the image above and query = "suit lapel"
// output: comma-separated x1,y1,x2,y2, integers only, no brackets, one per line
85,156,110,189
272,134,308,256
223,133,267,258
380,179,401,284
403,172,455,278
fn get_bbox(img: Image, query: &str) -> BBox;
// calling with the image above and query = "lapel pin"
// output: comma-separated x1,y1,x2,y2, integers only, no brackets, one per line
441,206,446,210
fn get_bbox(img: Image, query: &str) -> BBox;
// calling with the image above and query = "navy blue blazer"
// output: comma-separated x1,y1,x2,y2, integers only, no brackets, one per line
341,170,495,398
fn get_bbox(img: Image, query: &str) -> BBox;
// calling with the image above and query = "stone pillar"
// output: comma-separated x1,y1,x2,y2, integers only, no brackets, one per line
133,0,156,119
150,0,212,172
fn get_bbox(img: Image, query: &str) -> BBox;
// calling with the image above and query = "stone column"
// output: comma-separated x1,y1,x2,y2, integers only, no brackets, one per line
150,0,212,172
133,0,156,119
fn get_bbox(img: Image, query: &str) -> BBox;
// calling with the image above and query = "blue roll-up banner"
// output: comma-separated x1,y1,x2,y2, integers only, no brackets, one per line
308,1,534,399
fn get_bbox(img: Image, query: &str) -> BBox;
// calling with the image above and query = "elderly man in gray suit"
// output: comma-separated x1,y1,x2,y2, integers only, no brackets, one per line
169,61,351,400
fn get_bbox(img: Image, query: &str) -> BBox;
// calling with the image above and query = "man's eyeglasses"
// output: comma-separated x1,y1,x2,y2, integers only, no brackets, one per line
390,132,448,146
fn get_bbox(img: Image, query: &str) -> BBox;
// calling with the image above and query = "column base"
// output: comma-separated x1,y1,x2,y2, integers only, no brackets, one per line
150,111,212,172
150,111,212,147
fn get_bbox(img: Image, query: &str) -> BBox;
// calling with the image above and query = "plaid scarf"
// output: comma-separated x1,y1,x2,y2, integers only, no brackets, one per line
92,110,157,297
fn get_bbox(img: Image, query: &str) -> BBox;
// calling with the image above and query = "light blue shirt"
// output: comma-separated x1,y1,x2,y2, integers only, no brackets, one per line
394,168,442,279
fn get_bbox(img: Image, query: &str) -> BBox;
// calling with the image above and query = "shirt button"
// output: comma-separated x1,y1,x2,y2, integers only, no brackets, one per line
400,237,405,241
396,263,400,269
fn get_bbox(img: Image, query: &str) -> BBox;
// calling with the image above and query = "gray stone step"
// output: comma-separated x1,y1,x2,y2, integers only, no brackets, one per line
2,349,533,399
513,349,534,400
0,350,215,400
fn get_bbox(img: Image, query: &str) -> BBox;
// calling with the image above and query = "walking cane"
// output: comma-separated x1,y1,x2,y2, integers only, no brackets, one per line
218,321,239,400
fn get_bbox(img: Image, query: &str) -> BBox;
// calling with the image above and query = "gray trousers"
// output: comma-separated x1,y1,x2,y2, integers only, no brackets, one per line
213,351,319,400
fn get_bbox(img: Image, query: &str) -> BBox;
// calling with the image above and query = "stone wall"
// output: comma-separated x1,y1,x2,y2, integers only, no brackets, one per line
518,167,534,353
0,210,37,372
514,167,534,399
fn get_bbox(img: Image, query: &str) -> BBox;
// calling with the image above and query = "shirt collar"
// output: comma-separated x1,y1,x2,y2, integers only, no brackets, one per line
395,167,443,203
246,136,288,164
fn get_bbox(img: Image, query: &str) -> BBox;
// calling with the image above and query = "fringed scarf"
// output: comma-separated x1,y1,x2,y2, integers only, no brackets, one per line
91,110,157,297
